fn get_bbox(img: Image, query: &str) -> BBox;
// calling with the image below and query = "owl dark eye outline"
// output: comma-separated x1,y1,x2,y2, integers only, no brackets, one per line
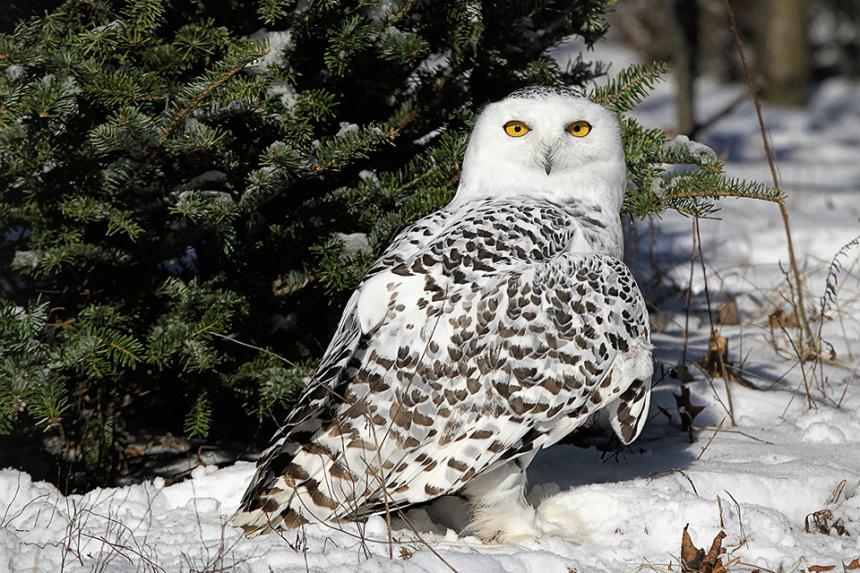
565,120,592,137
503,120,530,137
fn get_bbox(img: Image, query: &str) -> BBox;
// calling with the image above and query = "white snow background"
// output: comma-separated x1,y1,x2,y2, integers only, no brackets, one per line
2,41,860,572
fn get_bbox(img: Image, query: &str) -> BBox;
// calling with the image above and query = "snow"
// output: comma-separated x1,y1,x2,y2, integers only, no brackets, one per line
665,134,719,164
3,44,860,572
247,30,294,71
336,122,360,136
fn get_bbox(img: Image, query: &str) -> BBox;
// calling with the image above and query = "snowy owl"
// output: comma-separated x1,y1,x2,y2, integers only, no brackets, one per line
233,87,653,542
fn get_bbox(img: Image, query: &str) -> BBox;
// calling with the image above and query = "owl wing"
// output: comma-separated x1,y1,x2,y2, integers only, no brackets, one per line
345,251,653,516
321,208,459,383
279,207,457,432
234,207,457,527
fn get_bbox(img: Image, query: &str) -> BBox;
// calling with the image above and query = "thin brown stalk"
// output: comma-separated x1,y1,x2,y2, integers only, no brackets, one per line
723,490,748,549
722,0,815,357
366,423,395,559
777,324,814,410
681,219,697,365
694,219,736,426
209,331,298,367
691,423,774,445
717,497,725,529
644,470,698,497
696,416,727,460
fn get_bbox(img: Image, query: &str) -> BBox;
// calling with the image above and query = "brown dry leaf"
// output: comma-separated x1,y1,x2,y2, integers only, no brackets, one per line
697,330,758,389
681,525,698,566
808,566,836,572
675,386,706,431
718,299,740,325
768,307,798,329
806,509,850,536
399,546,413,560
704,530,727,570
698,330,729,377
680,525,727,573
844,558,860,570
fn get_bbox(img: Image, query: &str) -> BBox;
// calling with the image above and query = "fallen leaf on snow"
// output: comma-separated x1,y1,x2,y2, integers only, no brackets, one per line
805,508,849,536
681,524,726,573
698,330,758,389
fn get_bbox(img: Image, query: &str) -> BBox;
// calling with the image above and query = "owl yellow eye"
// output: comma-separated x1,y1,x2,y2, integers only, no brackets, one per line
566,120,592,138
503,120,530,137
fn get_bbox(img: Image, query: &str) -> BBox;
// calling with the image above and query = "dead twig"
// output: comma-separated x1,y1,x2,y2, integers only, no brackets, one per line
681,219,698,366
693,218,736,426
696,416,727,460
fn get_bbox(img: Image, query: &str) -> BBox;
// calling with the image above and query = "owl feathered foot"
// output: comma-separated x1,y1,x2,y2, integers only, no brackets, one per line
463,455,581,543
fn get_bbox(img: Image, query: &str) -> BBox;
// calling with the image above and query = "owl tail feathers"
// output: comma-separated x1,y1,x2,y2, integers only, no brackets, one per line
231,446,358,537
607,376,652,445
606,339,654,445
231,498,311,538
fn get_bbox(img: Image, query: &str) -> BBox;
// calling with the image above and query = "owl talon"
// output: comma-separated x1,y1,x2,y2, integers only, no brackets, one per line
534,500,582,541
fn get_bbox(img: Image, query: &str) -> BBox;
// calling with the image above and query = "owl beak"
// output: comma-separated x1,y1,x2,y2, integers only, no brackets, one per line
541,147,555,175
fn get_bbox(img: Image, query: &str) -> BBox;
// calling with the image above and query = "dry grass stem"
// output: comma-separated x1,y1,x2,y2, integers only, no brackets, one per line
722,0,816,357
693,219,736,425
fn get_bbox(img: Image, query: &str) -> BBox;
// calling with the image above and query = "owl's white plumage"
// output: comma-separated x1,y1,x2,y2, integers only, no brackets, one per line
233,88,653,542
455,89,627,221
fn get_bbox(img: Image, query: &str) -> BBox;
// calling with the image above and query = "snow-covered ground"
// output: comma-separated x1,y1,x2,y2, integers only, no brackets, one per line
2,45,860,572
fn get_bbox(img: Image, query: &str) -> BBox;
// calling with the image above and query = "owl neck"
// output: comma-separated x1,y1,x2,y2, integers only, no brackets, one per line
451,159,626,256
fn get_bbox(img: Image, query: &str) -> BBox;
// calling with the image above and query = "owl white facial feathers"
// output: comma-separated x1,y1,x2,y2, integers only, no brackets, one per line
454,88,627,216
234,89,653,543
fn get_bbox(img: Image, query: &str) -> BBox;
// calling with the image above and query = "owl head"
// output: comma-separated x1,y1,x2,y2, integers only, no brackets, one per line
453,88,626,209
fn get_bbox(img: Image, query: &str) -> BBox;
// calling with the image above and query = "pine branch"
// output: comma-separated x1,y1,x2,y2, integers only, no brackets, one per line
590,61,669,113
184,393,212,438
605,62,783,219
324,15,376,77
60,195,145,240
160,46,270,142
258,0,297,26
661,175,785,204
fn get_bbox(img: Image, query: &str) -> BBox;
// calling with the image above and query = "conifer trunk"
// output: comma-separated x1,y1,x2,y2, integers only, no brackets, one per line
672,0,699,135
755,0,810,106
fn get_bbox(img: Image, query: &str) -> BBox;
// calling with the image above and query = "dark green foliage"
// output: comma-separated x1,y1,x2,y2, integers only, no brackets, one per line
0,302,67,435
0,0,616,477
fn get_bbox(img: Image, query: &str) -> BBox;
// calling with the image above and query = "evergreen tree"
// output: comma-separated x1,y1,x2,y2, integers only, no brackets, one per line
0,0,777,482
